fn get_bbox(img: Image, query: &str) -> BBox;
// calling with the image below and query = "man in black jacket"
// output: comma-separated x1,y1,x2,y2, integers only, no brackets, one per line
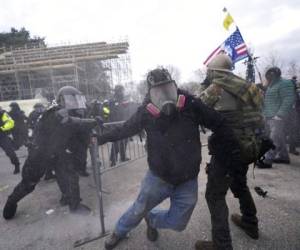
8,102,28,150
3,86,98,220
101,68,241,250
28,103,46,130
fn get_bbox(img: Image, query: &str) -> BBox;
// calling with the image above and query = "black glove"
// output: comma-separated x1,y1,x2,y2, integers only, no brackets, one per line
56,109,69,124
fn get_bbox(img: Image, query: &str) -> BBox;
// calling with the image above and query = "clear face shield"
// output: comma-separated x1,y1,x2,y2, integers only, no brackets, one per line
149,82,178,116
61,94,87,110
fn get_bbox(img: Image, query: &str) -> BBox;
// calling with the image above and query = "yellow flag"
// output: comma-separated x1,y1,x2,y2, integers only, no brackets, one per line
223,13,234,30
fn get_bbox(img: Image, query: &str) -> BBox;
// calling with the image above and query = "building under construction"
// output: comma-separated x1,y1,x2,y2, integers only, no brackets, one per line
0,41,131,101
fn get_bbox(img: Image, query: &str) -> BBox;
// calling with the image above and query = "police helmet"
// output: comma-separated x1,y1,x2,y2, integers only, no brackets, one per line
56,86,86,110
9,102,20,108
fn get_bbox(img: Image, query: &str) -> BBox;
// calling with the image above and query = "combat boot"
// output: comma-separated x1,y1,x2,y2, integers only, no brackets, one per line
145,215,158,241
195,240,215,250
70,203,91,215
231,214,259,239
3,200,18,220
104,232,126,250
59,195,70,206
255,160,272,169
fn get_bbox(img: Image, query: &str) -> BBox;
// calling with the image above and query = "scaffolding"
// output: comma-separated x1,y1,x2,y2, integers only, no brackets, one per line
0,41,131,101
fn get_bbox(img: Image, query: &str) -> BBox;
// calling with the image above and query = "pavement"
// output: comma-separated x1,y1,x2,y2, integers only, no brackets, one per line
1,141,300,250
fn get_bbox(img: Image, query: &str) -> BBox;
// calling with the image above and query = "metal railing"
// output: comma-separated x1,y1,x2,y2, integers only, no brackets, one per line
97,121,146,172
75,120,146,247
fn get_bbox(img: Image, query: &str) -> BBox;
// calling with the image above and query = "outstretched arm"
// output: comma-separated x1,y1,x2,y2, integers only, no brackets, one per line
98,107,144,145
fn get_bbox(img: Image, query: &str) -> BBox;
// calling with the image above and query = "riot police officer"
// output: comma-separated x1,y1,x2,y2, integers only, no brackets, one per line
28,103,46,130
3,86,98,220
8,102,28,150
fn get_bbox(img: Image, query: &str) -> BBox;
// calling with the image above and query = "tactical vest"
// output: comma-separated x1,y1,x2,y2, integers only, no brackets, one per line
212,72,264,164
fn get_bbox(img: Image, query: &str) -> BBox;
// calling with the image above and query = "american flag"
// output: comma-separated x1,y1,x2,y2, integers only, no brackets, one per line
204,28,248,65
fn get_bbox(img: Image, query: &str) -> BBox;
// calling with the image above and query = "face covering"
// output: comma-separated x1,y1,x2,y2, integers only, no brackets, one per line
62,94,86,110
149,82,178,116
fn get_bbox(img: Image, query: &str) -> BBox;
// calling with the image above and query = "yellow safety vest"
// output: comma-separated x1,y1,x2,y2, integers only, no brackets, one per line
103,106,110,118
0,112,15,132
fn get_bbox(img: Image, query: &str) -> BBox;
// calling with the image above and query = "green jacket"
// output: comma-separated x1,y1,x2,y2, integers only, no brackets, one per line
263,78,295,118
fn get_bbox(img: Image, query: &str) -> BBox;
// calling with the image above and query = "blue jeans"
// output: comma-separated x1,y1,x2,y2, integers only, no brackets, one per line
115,170,198,237
264,119,289,164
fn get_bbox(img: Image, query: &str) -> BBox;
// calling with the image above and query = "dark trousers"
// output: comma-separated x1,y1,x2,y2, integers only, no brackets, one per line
0,135,19,168
12,129,28,150
73,145,88,173
7,149,80,210
110,139,128,164
205,156,258,250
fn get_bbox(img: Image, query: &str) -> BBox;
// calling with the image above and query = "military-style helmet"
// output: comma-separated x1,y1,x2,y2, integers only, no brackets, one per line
56,86,86,110
146,68,175,89
207,53,233,72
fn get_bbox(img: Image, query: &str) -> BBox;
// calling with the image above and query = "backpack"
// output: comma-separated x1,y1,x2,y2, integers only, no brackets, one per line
214,73,268,164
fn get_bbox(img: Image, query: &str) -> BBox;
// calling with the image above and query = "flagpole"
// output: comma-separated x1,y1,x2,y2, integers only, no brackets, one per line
222,7,263,84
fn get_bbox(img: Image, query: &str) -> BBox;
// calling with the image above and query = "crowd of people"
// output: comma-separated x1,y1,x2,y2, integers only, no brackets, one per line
1,53,299,250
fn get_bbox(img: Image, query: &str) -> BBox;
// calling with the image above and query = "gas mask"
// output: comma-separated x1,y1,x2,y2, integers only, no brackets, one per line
149,81,178,116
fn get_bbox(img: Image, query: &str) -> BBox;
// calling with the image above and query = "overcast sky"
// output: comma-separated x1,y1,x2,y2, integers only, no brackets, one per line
1,0,300,82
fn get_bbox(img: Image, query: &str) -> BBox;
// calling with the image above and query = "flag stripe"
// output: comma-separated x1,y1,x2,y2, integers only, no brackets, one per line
203,46,222,65
203,27,248,66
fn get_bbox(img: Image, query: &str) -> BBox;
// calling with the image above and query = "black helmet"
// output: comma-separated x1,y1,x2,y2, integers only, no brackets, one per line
265,67,281,79
9,102,20,108
9,102,21,111
33,103,44,109
56,86,86,110
146,68,175,89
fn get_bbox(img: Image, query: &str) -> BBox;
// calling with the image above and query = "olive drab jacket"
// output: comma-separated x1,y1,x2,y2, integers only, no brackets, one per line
199,71,264,164
199,71,264,129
